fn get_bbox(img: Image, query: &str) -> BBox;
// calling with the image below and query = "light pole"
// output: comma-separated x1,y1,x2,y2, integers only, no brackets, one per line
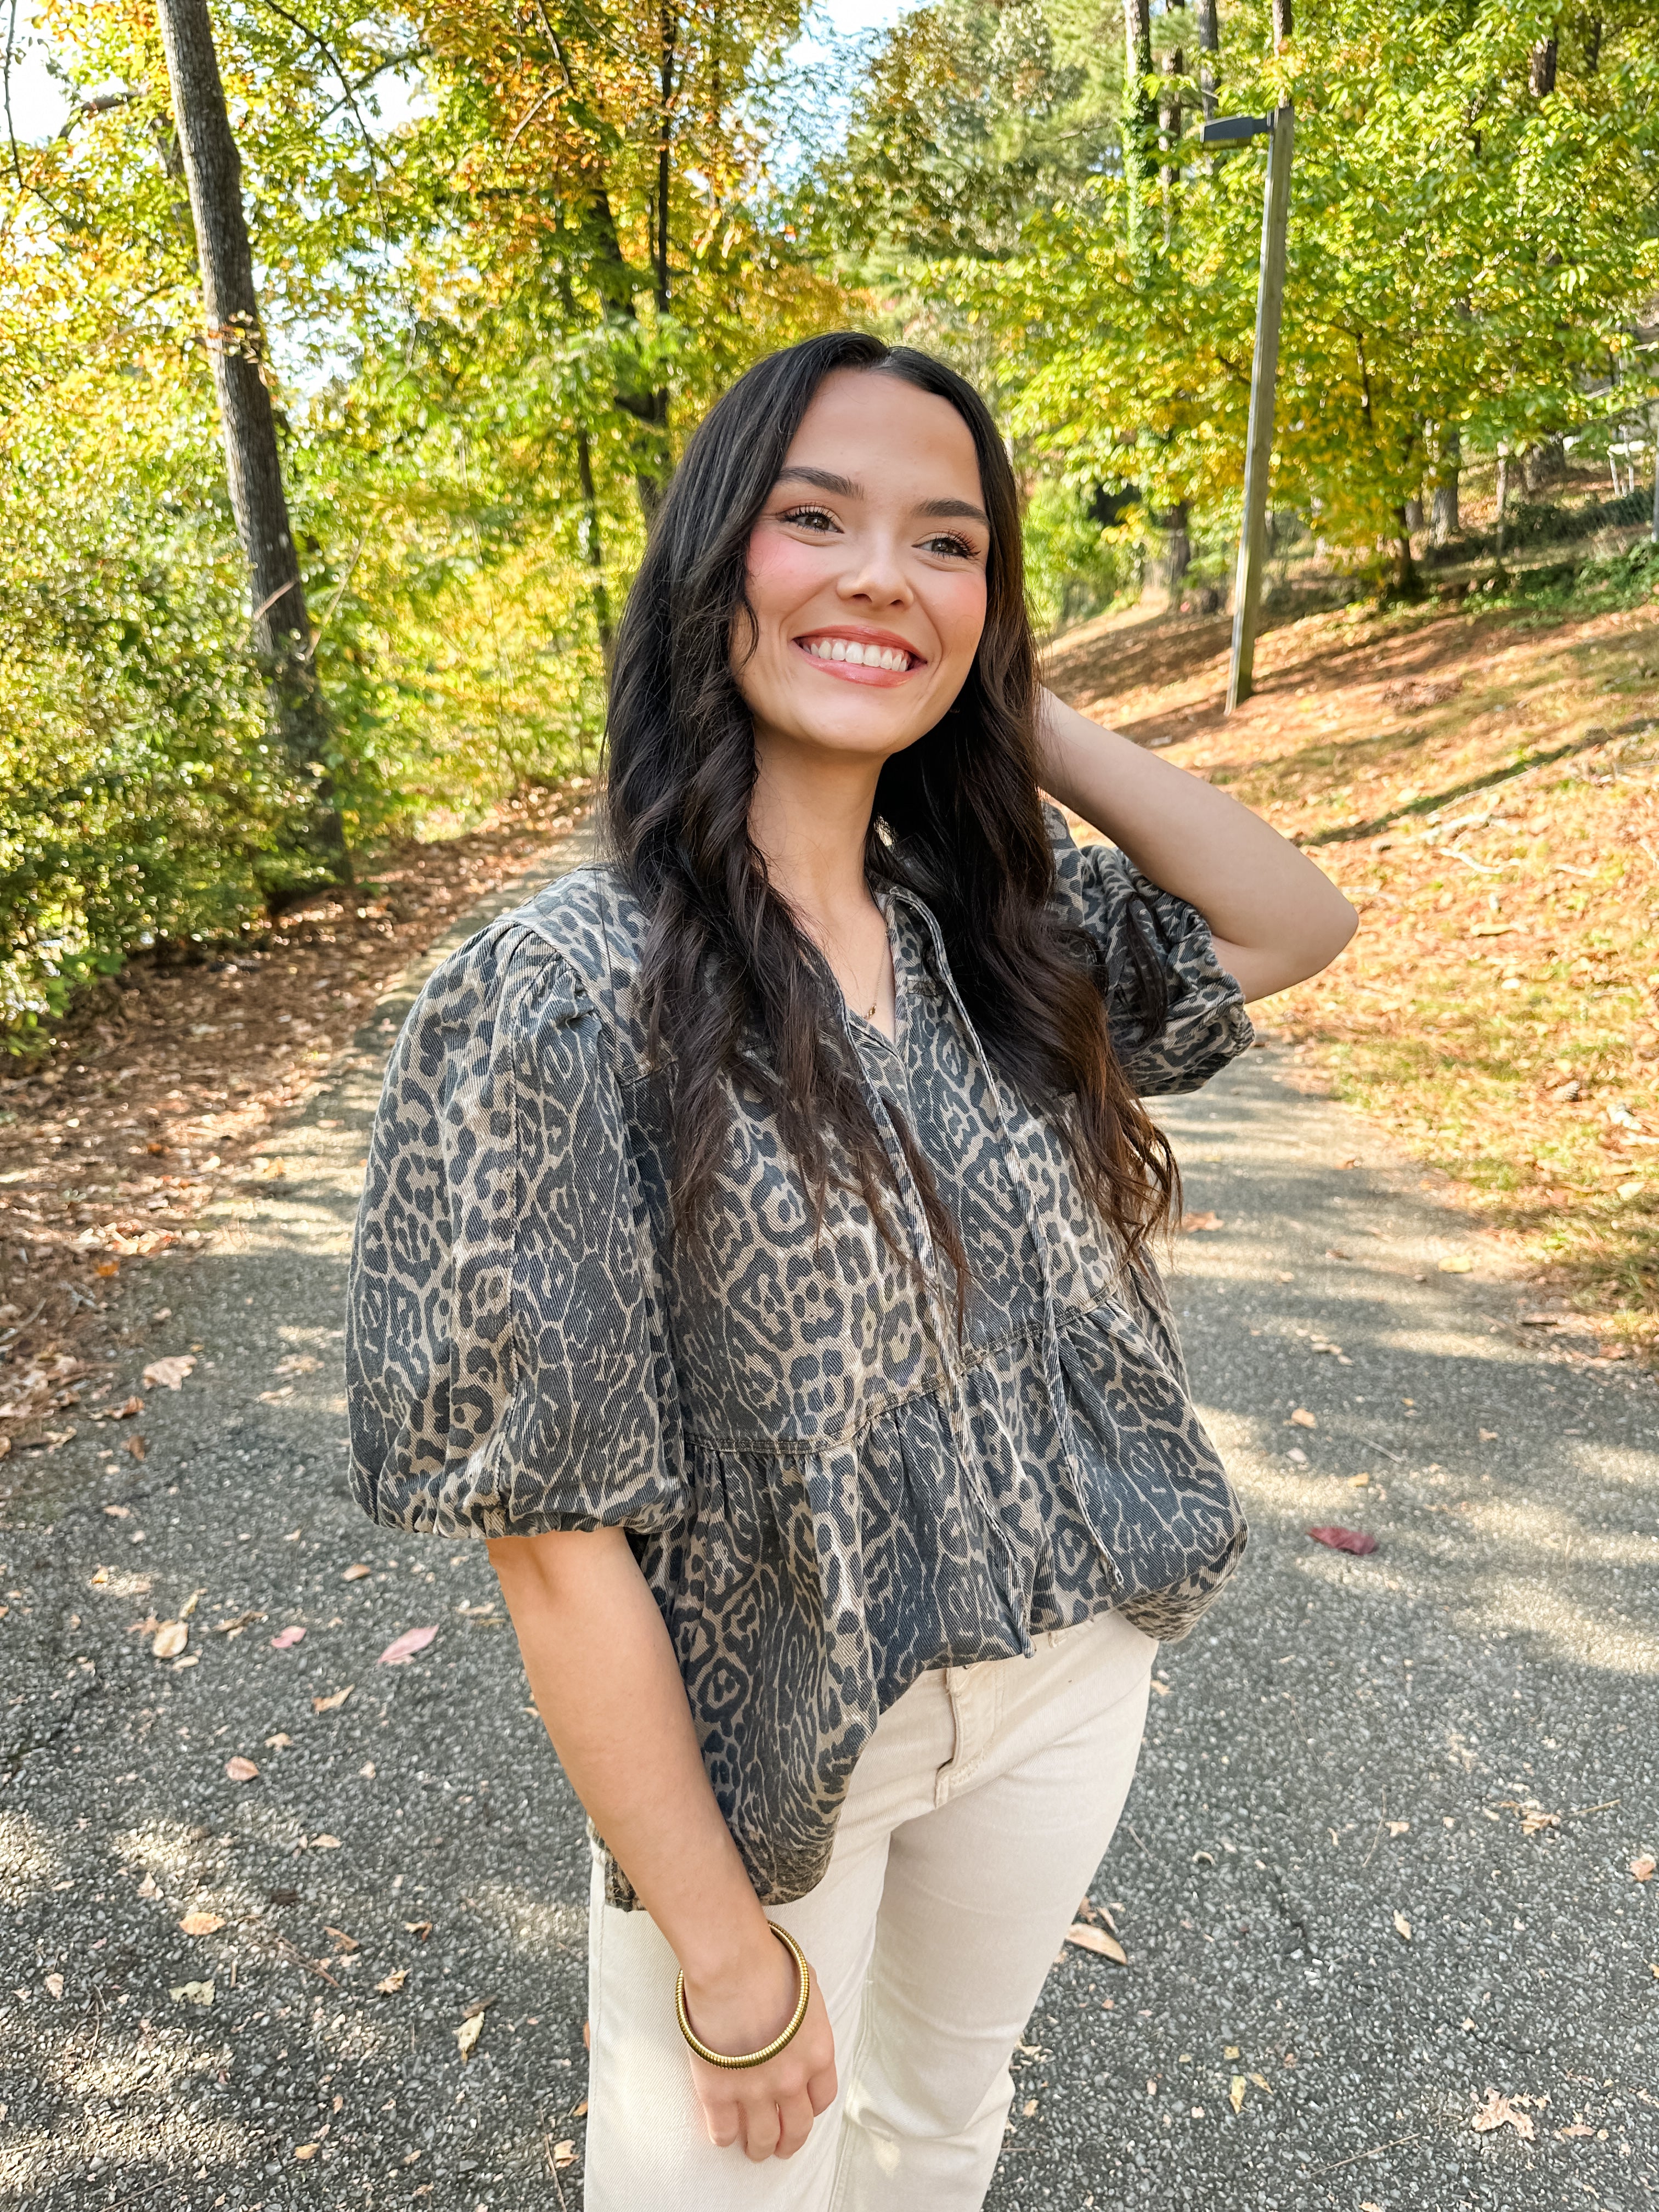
1202,104,1294,714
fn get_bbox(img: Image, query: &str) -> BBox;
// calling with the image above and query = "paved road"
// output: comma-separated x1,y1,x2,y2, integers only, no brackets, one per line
4,843,1655,2212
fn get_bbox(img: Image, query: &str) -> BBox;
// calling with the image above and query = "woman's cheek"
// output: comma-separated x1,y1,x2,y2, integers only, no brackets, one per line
934,572,988,674
744,533,822,625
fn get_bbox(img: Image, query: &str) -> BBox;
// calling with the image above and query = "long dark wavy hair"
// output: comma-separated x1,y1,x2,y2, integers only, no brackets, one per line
605,331,1178,1299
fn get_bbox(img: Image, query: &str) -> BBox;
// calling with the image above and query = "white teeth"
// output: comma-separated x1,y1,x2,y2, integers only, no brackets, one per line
804,637,911,670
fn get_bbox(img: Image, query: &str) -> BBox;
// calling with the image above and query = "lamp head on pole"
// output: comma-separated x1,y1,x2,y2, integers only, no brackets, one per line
1199,114,1273,144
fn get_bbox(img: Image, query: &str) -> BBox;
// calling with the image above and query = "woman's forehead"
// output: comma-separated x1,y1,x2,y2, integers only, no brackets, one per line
778,370,984,504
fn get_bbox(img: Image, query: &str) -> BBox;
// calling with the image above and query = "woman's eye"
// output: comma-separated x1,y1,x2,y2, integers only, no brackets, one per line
922,533,976,560
779,505,838,533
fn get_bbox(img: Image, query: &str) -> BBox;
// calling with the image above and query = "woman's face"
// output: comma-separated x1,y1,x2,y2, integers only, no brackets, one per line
735,369,991,771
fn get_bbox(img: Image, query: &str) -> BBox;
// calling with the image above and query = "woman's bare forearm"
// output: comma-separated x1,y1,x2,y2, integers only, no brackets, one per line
1037,686,1356,1000
488,1527,773,1990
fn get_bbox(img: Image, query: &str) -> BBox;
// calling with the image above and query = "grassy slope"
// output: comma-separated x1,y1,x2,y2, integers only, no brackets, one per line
1045,577,1659,1356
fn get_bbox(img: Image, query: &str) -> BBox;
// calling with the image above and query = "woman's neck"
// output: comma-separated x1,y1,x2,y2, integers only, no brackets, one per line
748,737,883,938
748,731,895,1032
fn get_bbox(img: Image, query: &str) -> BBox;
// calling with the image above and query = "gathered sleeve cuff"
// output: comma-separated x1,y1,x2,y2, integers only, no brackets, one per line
346,919,683,1539
1043,802,1254,1098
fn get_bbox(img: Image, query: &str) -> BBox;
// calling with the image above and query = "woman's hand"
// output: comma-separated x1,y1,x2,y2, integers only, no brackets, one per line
681,1928,838,2159
1035,685,1357,1001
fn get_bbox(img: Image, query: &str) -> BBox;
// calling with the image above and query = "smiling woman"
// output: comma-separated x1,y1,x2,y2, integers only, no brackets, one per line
346,330,1356,2212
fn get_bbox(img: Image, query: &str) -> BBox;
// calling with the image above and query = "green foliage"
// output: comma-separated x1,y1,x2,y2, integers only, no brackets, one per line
1022,480,1141,635
807,0,1659,593
1,0,850,1042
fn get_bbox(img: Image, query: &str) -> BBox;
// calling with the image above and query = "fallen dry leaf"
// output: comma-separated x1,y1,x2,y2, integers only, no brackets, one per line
1438,1255,1475,1274
341,1564,371,1582
258,1387,294,1404
1021,2096,1037,2117
1229,2075,1246,2114
1387,1820,1410,1837
269,1625,306,1650
404,1920,433,1941
224,1756,259,1782
151,1621,188,1660
1632,1855,1656,1883
88,1566,110,1586
293,2143,319,2162
44,1972,64,1999
379,1624,438,1666
1558,2123,1594,2138
1471,2089,1535,2141
552,2140,577,2169
325,1926,360,1953
1308,1525,1378,1556
312,1686,353,1713
1393,1910,1412,1942
142,1354,196,1391
126,1435,146,1462
264,1733,293,1749
571,2100,588,2119
178,1912,224,1936
1180,1210,1222,1233
1149,1675,1173,1697
376,1967,409,1994
1290,1407,1318,1429
103,1502,131,1519
1064,1922,1127,1965
170,1980,215,2007
273,1353,320,1377
456,2012,484,2062
312,1834,342,1850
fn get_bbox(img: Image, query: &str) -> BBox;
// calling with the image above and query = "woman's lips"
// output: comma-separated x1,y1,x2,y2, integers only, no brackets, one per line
792,635,922,686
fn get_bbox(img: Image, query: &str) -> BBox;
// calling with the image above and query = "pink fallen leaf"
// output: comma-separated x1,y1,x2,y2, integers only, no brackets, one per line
269,1625,306,1650
224,1756,259,1782
142,1355,196,1391
379,1625,438,1666
1631,1854,1656,1883
1307,1525,1378,1556
178,1912,224,1936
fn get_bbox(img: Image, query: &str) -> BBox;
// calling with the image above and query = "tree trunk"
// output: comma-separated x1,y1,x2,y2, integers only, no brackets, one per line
1161,501,1192,602
1272,0,1291,44
1121,0,1154,272
575,427,614,670
1194,0,1218,118
1404,496,1423,535
1530,36,1557,95
154,0,345,875
1431,425,1460,545
1581,14,1602,74
1392,509,1420,599
1159,35,1183,242
1494,449,1509,560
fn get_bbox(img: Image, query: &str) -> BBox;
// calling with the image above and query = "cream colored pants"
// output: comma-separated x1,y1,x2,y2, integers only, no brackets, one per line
583,1606,1154,2211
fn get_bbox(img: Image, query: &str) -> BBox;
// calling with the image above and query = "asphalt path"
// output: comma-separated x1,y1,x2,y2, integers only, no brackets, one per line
4,839,1655,2212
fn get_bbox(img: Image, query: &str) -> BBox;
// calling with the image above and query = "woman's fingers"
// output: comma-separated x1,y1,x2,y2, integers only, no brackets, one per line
740,2096,782,2163
806,2061,839,2117
773,2090,817,2159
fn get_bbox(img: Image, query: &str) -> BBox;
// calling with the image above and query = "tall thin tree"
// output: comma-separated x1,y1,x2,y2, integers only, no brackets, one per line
1195,0,1219,120
1121,0,1155,274
154,0,345,873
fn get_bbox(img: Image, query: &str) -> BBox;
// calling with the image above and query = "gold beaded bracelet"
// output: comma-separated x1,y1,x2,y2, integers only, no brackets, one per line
674,1922,812,2070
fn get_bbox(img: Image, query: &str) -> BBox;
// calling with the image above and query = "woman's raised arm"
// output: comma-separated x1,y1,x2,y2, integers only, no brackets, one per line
1037,685,1356,1002
488,1527,838,2160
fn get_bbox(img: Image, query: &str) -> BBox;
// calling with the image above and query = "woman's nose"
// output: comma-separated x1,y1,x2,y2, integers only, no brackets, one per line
836,533,913,608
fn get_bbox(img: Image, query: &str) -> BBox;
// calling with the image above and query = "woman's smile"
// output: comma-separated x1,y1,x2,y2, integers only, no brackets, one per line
792,625,927,683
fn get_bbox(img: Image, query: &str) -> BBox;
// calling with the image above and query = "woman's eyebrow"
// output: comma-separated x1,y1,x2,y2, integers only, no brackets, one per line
775,465,861,497
916,496,989,524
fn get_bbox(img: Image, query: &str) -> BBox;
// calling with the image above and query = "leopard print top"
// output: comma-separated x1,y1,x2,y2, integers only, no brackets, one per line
347,808,1252,1908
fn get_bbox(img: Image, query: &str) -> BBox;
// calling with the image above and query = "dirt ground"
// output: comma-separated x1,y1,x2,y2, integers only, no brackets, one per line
1046,584,1659,1355
0,783,593,1478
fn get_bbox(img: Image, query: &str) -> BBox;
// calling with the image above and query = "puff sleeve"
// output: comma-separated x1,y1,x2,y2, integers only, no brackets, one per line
346,919,683,1538
1044,802,1254,1097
